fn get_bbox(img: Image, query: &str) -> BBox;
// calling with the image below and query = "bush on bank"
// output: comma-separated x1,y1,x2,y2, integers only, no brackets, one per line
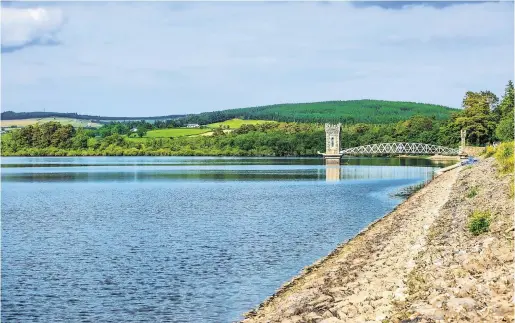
493,141,514,175
468,210,491,235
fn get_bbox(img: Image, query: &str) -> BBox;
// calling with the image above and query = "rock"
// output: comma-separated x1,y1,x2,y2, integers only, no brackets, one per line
309,295,332,308
455,278,476,297
338,305,358,318
446,297,476,313
493,303,513,317
428,294,446,308
462,257,485,274
291,315,304,323
284,315,304,323
321,310,334,319
393,287,407,302
319,318,343,323
493,246,513,263
482,237,495,249
412,303,445,321
304,312,323,322
349,291,368,304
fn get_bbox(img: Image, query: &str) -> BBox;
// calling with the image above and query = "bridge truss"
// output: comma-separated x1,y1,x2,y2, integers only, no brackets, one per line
340,142,459,156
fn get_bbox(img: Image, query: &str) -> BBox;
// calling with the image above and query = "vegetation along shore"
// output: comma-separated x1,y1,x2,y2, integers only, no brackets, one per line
1,82,513,157
242,142,514,323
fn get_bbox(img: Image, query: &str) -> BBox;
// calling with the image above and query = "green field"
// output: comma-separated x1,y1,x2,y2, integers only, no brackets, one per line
207,118,275,129
144,128,210,138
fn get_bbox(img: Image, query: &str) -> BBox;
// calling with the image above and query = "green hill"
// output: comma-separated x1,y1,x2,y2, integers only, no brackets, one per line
180,100,459,125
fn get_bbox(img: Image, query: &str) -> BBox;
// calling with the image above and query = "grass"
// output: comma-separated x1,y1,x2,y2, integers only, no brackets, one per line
468,211,491,235
466,186,479,198
483,145,496,158
144,128,210,138
493,141,514,175
393,182,426,198
0,117,101,128
206,118,275,129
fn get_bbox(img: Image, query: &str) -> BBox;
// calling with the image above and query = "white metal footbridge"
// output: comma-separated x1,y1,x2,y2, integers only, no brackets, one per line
320,124,466,164
340,142,459,156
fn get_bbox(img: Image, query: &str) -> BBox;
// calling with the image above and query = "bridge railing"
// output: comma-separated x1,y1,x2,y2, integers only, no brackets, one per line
340,142,459,156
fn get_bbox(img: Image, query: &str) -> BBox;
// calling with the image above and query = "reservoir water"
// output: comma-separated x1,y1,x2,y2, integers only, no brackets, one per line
1,156,453,322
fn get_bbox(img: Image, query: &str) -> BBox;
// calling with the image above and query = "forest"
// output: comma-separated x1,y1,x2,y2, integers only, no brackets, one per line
1,82,513,157
176,100,457,125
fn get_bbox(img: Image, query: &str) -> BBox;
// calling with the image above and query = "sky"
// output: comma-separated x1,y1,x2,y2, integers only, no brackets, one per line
1,1,514,117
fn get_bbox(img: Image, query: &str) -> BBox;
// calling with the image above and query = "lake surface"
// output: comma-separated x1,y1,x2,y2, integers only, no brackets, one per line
1,157,453,322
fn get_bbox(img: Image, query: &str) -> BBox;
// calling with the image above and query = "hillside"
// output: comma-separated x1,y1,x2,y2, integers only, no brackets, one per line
179,100,459,125
0,111,185,122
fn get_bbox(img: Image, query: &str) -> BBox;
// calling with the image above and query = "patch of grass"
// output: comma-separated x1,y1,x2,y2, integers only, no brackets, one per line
206,118,275,129
509,180,514,199
468,211,491,235
483,145,496,157
466,186,479,198
494,141,514,175
393,182,426,198
144,128,210,138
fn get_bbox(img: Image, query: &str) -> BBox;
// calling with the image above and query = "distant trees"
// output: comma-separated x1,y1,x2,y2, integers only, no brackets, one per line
495,81,514,142
175,100,456,126
2,82,513,157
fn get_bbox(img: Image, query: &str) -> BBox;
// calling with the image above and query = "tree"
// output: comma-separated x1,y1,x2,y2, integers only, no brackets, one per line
495,80,514,120
495,117,514,142
136,127,147,138
212,127,225,136
455,91,497,145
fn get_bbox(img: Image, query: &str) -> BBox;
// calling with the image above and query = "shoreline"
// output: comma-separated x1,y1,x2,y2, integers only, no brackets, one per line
241,157,513,322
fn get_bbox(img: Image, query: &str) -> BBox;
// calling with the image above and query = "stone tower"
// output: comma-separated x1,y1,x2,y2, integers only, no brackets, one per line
320,123,343,164
325,123,341,154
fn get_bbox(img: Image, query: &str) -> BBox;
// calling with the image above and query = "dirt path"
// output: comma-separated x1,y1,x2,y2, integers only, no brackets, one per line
242,167,460,323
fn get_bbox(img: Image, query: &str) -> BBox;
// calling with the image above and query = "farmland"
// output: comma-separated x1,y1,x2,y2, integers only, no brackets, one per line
0,117,101,128
206,119,275,129
143,128,210,138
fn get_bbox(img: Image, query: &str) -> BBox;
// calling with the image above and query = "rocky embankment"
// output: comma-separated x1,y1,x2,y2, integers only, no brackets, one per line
242,158,513,323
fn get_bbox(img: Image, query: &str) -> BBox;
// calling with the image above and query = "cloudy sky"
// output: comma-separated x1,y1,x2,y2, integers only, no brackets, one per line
1,1,513,117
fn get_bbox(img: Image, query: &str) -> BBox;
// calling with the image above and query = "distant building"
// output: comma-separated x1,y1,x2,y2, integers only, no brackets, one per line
131,128,138,132
186,124,200,128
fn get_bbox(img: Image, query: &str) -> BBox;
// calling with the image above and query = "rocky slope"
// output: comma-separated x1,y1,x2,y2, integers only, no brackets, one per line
242,158,513,323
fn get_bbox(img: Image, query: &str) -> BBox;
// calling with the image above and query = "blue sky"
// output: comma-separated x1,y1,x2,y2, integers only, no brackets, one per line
1,1,513,117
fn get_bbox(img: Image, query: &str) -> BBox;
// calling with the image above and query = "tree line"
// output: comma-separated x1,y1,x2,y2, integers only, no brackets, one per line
1,82,512,157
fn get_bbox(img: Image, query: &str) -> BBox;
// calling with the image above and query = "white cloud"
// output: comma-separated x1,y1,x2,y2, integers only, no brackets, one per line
1,7,64,49
0,2,513,116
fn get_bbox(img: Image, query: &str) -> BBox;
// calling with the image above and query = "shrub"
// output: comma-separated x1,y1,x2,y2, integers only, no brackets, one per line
483,145,495,157
468,211,491,235
466,186,478,198
494,141,514,174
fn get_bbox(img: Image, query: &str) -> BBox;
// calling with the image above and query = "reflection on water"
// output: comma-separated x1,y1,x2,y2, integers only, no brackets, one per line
1,156,452,323
326,166,341,181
